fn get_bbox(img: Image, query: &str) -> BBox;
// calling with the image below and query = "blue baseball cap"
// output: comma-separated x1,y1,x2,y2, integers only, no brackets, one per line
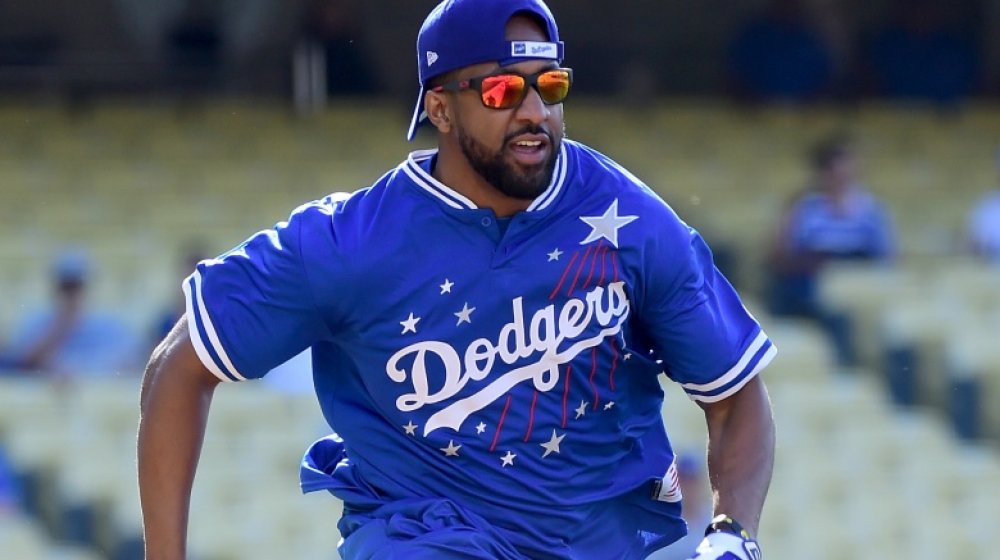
53,248,90,284
407,0,564,141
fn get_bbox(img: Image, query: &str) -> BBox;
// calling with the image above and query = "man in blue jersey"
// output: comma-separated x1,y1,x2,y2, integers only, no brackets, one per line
137,1,775,559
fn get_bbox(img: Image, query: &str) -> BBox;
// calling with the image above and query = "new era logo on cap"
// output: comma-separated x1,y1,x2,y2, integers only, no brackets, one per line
427,51,439,66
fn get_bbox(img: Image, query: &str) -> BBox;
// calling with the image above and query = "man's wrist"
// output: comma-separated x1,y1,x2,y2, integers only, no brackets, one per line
705,513,754,540
698,515,762,560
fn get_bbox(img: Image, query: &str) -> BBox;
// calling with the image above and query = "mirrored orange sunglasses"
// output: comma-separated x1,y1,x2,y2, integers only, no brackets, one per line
431,67,573,110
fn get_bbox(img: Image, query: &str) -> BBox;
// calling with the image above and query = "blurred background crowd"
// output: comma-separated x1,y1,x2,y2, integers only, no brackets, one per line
1,0,999,559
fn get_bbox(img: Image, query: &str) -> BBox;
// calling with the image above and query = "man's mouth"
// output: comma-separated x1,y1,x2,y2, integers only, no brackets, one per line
507,134,550,165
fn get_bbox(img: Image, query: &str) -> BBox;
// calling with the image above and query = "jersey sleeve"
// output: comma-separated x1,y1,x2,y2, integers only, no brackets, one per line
639,209,776,403
183,201,336,382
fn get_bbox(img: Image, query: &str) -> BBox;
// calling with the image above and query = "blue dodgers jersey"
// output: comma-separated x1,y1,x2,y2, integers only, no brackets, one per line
183,139,776,557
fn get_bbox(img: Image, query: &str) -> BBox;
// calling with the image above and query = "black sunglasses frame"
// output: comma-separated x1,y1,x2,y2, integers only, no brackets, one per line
430,67,574,109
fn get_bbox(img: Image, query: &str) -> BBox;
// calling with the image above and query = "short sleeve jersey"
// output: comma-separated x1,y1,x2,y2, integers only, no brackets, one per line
184,140,775,556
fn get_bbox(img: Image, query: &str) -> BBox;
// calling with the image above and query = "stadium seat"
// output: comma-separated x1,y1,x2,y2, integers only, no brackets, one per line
5,100,1000,558
818,262,924,369
945,321,1000,440
0,513,104,560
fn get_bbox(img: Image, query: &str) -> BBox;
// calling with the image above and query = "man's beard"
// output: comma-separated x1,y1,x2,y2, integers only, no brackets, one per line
457,126,560,201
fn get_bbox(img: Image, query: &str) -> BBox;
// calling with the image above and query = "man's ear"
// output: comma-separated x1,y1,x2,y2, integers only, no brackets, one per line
424,90,452,134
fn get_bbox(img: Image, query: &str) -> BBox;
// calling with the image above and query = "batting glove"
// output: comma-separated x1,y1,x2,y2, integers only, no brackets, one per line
687,515,762,560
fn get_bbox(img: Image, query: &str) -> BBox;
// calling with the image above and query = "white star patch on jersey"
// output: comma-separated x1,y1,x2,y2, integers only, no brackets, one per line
440,279,454,294
547,248,563,261
400,312,420,334
440,440,461,456
540,429,565,458
500,451,516,467
475,422,487,434
403,421,417,435
454,303,475,325
579,198,638,248
574,401,589,419
603,401,615,410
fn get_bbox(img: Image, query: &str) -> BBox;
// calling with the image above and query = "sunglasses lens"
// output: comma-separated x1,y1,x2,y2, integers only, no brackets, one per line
481,75,526,109
537,70,571,104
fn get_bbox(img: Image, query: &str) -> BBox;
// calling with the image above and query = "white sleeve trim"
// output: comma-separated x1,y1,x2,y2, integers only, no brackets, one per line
681,330,768,392
182,270,247,382
687,343,776,404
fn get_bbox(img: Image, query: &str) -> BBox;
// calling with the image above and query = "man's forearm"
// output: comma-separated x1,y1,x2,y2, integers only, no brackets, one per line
137,320,219,560
702,376,775,535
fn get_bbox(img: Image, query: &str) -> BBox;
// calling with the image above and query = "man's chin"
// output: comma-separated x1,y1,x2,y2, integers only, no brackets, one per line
499,178,549,201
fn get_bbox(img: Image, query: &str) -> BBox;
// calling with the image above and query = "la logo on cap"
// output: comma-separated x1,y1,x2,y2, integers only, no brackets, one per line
427,51,439,66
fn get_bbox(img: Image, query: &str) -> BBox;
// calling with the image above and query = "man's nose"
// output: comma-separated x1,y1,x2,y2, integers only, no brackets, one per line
514,85,549,125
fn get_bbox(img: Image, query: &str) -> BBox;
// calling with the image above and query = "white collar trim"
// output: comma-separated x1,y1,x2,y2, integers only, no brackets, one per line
402,143,568,212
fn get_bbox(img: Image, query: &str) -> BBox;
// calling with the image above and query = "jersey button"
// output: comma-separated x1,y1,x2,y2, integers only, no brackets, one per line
481,217,492,227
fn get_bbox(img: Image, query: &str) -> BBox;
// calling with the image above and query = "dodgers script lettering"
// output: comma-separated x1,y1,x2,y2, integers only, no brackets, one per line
386,281,630,435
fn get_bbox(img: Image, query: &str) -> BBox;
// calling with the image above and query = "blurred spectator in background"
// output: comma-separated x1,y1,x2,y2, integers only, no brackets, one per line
966,147,1000,264
647,453,712,560
765,134,897,366
263,349,315,394
863,0,980,105
0,249,139,378
727,0,835,102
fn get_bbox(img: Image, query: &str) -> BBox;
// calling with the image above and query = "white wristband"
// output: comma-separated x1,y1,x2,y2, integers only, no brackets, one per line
691,531,762,560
